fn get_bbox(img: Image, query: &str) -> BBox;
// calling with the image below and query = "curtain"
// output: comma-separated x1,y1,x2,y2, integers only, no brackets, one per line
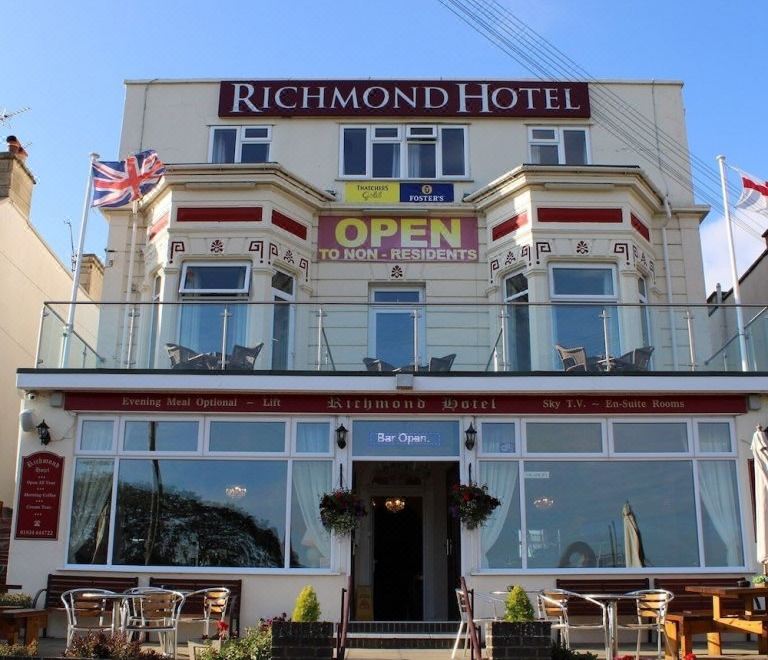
293,461,332,564
296,423,330,453
480,461,519,568
698,461,743,566
68,459,115,563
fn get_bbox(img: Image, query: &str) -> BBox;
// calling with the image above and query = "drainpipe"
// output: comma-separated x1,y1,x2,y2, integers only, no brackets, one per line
662,196,680,369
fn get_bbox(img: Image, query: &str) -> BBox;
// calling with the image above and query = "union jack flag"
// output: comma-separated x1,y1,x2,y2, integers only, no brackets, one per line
91,149,166,208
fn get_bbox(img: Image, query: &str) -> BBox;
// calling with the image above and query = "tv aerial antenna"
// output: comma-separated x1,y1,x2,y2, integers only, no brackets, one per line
0,106,30,126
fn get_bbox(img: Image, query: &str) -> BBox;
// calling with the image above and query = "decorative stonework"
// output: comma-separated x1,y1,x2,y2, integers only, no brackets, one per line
284,249,294,264
169,240,185,263
298,257,310,283
210,239,224,253
534,241,551,264
390,265,404,279
576,240,590,255
248,240,264,262
613,241,631,265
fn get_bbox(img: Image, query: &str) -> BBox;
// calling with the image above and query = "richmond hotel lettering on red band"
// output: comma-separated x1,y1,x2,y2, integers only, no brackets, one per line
219,80,591,118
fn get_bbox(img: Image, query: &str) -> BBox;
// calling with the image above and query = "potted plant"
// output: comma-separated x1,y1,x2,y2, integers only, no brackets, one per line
751,574,767,587
504,585,535,622
0,593,32,609
319,488,367,535
449,482,501,529
292,585,321,622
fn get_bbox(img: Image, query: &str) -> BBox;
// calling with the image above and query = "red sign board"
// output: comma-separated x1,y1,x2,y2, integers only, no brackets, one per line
65,392,748,416
218,80,591,118
318,215,478,262
15,451,64,540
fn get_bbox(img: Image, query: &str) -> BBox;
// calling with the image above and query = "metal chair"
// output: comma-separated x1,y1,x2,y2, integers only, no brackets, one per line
555,345,588,372
537,589,607,649
616,346,654,371
617,589,674,660
122,587,186,659
452,588,499,658
187,587,231,638
61,588,118,649
363,357,396,372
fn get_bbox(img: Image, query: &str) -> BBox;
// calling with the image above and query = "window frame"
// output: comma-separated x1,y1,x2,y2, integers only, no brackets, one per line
549,263,618,301
368,287,427,367
339,124,468,180
209,125,272,164
528,125,590,165
178,261,252,296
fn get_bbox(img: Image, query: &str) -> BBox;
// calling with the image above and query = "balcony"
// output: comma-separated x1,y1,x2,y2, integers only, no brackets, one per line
32,300,768,375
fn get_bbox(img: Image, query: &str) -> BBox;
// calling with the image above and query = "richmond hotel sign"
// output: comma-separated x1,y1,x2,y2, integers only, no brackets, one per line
219,80,590,118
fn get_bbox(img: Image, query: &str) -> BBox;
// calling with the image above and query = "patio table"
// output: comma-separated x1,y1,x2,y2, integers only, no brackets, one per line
684,585,768,653
582,592,638,660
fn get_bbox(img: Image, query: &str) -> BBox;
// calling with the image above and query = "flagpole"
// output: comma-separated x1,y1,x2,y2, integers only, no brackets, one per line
716,155,749,371
61,152,99,368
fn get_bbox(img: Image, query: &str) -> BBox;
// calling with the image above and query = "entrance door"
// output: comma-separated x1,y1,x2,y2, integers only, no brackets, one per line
373,496,423,620
445,463,461,619
353,461,457,621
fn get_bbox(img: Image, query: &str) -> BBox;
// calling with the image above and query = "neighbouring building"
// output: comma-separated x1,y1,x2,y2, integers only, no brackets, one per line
10,79,768,632
0,148,102,578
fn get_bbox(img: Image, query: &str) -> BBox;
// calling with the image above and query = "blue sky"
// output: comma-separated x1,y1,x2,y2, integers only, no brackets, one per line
3,0,767,294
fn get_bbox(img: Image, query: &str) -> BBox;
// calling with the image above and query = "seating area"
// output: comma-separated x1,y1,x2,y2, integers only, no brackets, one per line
148,577,242,638
166,343,263,370
556,345,654,373
364,353,457,372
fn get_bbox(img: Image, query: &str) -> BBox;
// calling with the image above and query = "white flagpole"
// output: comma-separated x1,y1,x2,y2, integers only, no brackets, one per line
716,155,749,371
61,152,99,368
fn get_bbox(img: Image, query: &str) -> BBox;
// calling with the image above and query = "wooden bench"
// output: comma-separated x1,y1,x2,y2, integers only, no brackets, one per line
555,578,650,615
32,574,140,612
655,577,746,659
148,577,242,638
0,608,48,644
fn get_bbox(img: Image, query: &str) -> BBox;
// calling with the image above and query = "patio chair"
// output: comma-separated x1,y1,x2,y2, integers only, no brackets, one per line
537,589,607,649
555,345,588,372
363,357,396,372
61,588,118,649
185,587,231,638
122,588,186,659
429,353,456,372
227,343,264,370
166,343,198,369
616,346,654,371
452,588,499,658
617,589,674,660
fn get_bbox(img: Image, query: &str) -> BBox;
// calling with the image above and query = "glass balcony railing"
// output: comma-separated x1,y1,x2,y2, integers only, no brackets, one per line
33,300,768,374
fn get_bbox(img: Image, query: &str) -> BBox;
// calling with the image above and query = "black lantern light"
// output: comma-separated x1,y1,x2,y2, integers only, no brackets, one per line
464,423,477,451
335,423,348,449
36,420,51,445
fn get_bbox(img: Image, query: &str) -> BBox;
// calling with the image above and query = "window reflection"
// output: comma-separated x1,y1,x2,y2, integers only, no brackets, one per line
112,459,287,567
523,461,699,568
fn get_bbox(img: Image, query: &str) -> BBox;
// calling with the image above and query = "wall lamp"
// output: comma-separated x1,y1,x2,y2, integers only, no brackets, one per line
36,420,51,445
464,423,477,451
335,424,348,449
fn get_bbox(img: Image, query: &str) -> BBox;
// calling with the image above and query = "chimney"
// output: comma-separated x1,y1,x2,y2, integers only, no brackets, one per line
79,253,105,300
0,137,35,219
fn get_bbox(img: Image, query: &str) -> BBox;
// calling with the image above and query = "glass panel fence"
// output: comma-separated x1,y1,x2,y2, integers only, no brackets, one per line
32,301,768,374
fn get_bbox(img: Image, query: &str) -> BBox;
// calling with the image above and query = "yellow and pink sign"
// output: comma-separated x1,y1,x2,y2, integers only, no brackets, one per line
317,215,478,262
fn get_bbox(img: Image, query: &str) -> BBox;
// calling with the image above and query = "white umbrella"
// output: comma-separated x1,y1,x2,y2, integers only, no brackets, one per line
622,501,645,568
750,426,768,569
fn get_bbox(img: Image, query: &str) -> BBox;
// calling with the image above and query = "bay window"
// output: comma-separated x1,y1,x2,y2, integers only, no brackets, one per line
178,262,250,356
504,272,530,371
550,264,619,365
341,124,467,179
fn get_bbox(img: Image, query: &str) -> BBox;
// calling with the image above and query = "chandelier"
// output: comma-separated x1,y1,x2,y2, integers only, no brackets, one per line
225,484,247,499
384,497,406,513
533,496,554,510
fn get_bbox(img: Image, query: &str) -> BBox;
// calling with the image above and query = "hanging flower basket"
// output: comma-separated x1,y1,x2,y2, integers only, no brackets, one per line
450,482,501,529
319,488,367,535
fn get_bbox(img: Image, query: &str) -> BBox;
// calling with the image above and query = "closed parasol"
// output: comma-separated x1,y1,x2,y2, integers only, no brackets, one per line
622,501,645,568
751,426,768,571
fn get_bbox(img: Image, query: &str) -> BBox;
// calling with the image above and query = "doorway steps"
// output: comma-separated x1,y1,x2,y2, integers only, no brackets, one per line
345,621,458,649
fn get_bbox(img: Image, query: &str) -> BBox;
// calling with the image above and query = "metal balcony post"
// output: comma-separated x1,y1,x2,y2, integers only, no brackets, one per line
684,309,698,371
